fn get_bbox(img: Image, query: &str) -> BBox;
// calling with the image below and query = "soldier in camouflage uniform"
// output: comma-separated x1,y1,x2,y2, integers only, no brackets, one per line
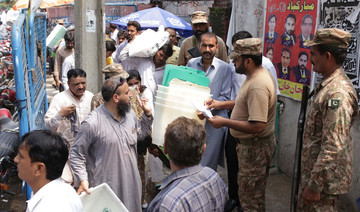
297,28,359,211
205,38,277,211
90,64,128,110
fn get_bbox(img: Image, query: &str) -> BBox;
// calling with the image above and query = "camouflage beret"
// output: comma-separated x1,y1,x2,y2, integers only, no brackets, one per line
304,28,351,49
229,38,262,59
102,63,129,78
190,11,208,24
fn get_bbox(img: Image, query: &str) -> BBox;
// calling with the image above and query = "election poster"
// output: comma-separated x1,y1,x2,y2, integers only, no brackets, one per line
264,0,317,100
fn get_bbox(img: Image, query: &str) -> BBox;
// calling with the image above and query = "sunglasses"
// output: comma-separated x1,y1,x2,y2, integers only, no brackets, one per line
112,77,126,96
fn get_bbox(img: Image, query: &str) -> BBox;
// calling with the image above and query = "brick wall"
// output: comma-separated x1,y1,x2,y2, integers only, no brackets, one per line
213,0,229,8
209,0,231,43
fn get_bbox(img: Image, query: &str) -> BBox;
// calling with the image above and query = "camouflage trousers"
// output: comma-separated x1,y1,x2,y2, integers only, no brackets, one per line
236,134,276,212
91,92,104,111
297,186,340,212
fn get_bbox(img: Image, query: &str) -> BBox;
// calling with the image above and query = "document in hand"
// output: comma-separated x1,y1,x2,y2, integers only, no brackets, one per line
192,101,213,118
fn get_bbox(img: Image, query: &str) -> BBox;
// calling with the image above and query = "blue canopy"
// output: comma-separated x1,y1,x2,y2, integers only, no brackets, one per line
111,7,193,38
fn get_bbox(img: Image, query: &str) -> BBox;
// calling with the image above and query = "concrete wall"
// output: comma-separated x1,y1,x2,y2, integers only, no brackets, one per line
226,0,265,50
277,96,360,210
162,0,214,23
277,96,300,176
74,0,105,94
230,0,265,39
343,117,360,211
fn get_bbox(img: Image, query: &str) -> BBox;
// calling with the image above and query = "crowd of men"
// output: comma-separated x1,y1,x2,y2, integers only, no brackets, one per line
14,9,358,212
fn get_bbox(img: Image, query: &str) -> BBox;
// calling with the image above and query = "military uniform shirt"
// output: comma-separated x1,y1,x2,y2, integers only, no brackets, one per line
301,68,358,194
178,35,229,66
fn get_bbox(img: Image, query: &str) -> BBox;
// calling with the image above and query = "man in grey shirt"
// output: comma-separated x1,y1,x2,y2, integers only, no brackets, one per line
70,76,153,212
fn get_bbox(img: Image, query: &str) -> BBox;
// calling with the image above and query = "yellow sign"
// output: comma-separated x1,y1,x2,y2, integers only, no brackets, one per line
278,79,306,100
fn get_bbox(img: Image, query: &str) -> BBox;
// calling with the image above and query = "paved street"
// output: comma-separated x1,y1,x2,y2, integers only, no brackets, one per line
217,166,291,212
46,74,59,103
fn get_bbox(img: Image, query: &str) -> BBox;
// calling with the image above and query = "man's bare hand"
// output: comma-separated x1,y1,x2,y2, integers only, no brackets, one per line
206,115,226,128
77,180,90,195
148,147,159,157
197,111,206,120
59,105,76,117
303,187,321,205
205,99,221,110
137,95,152,116
56,80,62,88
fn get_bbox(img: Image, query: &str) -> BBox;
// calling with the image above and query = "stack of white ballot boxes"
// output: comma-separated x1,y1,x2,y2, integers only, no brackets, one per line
152,78,211,147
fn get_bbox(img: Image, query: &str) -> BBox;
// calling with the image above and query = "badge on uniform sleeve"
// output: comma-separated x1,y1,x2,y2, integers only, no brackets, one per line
328,99,340,108
132,127,135,134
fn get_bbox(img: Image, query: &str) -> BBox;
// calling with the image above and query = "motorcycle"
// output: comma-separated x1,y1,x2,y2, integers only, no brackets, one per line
0,78,16,121
0,108,20,199
0,39,16,121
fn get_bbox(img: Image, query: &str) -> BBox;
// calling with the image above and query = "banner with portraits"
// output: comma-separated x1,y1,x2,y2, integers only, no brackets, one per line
263,0,317,100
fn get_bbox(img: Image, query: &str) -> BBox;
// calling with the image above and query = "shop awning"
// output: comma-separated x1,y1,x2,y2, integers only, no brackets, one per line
13,0,74,11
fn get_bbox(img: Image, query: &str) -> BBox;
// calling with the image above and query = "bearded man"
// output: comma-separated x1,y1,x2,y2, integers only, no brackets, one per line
203,38,277,211
281,13,297,47
70,76,153,212
178,11,228,65
292,51,311,85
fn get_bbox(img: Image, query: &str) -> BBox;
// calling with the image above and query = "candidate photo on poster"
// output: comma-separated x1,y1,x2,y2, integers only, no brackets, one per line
299,14,314,49
265,14,279,44
266,46,274,62
277,47,291,80
281,14,297,46
292,51,311,85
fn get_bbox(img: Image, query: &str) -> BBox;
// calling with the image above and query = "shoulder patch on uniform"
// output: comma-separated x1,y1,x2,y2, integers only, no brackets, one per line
328,99,340,108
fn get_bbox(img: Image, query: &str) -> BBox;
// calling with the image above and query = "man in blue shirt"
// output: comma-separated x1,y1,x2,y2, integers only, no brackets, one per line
187,32,232,170
146,117,226,212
